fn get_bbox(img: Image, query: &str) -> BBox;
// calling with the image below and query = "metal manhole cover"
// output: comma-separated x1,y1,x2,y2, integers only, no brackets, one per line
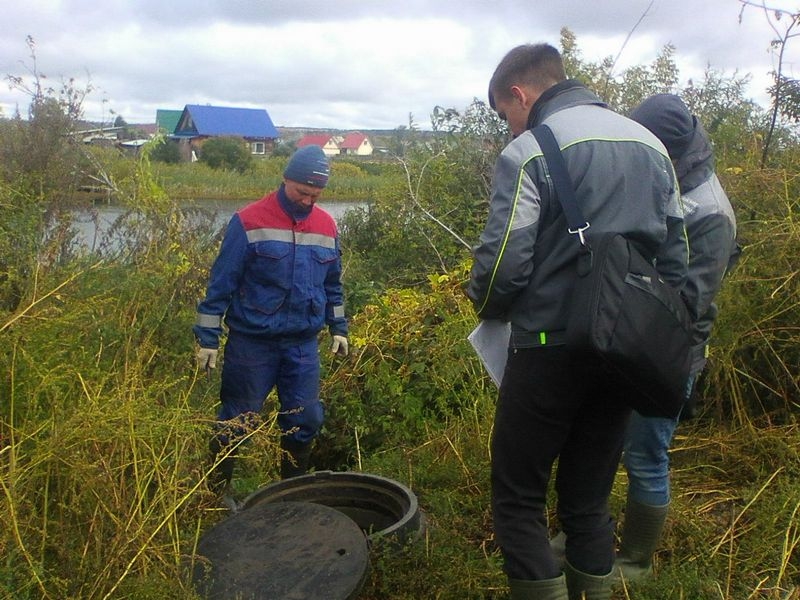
193,501,369,600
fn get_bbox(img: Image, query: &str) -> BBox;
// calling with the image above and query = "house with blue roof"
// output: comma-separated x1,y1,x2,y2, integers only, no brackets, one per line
173,104,280,160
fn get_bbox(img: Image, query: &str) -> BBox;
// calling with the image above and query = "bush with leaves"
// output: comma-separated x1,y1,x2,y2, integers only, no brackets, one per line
697,165,800,425
0,37,97,313
0,138,246,599
149,138,182,164
198,136,253,173
317,263,495,469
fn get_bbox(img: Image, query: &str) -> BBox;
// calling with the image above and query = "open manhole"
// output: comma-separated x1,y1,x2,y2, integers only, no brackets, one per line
241,470,426,548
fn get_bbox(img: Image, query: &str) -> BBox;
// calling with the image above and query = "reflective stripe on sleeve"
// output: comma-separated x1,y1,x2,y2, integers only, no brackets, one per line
333,305,345,319
196,313,222,328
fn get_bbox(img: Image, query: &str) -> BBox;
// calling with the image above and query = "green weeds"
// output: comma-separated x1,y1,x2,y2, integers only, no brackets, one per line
3,130,800,600
151,155,401,203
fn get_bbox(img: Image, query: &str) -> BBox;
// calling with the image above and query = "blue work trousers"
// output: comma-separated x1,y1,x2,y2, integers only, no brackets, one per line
217,331,323,445
623,372,698,506
491,346,633,581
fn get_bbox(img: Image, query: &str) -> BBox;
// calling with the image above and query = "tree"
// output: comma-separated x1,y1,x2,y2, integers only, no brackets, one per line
738,1,800,166
2,36,91,195
271,141,294,158
0,36,94,310
560,27,616,99
149,138,181,164
614,44,679,114
198,136,253,173
558,27,679,113
558,27,769,165
340,99,507,299
677,67,768,166
430,98,507,199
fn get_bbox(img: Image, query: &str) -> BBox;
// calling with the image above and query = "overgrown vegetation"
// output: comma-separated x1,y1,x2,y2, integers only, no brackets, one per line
149,155,401,203
196,136,253,173
3,25,800,599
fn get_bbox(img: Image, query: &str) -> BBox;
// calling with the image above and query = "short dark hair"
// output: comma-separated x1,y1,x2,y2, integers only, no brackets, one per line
488,44,567,109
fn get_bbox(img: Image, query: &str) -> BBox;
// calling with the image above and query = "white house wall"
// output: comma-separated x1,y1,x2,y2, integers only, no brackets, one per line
354,140,374,156
322,142,340,156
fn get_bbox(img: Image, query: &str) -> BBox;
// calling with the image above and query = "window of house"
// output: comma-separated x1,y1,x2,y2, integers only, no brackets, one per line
251,141,265,154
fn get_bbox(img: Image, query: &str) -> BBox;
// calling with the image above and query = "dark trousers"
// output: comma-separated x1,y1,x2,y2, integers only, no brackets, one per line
217,331,323,445
491,345,632,580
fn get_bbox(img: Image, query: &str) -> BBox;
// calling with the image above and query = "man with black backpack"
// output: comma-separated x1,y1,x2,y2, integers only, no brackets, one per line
467,44,688,599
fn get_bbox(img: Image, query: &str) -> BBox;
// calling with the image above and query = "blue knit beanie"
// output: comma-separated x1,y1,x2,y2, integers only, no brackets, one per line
283,145,330,188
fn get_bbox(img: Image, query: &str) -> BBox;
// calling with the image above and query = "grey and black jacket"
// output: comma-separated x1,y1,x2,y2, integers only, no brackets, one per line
467,80,688,348
672,125,739,371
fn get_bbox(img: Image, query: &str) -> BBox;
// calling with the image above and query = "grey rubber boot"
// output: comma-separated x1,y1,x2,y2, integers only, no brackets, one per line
508,574,568,600
280,437,312,479
615,498,669,582
564,561,612,600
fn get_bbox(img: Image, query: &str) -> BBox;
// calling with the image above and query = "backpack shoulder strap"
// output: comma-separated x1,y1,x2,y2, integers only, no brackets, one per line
531,124,590,241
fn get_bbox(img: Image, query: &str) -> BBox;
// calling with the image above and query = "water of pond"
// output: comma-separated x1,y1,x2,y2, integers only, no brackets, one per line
70,198,366,252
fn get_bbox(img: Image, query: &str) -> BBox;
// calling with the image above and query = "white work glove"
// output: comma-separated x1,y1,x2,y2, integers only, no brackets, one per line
197,347,219,370
330,335,349,357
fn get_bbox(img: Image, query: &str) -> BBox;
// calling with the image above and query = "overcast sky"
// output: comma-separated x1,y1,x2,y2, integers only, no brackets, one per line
1,0,798,130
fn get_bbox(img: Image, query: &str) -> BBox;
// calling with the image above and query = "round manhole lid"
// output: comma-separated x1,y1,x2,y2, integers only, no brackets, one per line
193,501,369,600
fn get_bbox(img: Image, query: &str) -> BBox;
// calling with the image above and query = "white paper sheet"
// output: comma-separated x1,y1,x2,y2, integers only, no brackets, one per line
467,320,511,388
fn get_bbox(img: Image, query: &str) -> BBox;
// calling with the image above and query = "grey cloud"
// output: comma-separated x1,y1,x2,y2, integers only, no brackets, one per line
1,0,796,128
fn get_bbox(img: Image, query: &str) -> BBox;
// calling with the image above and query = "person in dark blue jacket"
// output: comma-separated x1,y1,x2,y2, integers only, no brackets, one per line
193,145,348,492
551,95,740,586
617,93,739,580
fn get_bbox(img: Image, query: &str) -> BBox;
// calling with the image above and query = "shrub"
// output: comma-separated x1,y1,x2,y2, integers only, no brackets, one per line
198,136,253,173
699,166,800,424
317,263,496,469
149,138,181,164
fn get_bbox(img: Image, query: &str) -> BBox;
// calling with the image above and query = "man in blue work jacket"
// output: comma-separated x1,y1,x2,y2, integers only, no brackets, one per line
193,145,348,492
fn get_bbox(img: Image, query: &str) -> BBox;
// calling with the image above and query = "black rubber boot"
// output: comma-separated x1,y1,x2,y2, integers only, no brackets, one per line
280,437,312,479
207,436,235,495
509,574,568,599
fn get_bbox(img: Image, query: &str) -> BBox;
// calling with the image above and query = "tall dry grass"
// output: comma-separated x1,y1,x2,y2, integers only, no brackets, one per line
3,145,800,599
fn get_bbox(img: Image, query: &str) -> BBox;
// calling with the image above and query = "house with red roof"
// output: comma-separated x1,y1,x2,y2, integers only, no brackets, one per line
339,132,374,156
296,133,340,157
